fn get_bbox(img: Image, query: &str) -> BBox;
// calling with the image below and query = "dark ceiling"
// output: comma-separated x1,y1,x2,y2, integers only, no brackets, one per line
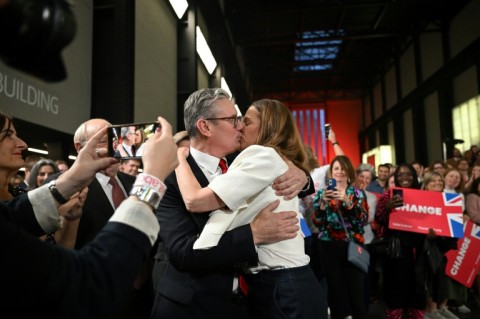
201,0,470,104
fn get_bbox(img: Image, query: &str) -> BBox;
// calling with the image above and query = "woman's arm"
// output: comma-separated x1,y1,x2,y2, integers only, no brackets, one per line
328,127,345,156
175,148,224,212
375,190,392,226
54,188,88,248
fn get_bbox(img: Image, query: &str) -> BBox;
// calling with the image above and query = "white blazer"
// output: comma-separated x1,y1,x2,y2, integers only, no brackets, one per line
194,145,310,273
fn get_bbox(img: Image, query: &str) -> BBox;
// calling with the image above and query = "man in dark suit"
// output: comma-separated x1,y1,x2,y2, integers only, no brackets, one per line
72,118,136,247
72,118,152,319
2,117,178,318
151,88,310,319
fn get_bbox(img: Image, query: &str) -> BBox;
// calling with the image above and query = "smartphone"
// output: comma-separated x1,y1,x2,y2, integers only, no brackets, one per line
326,178,337,191
324,123,331,140
392,188,404,205
107,122,160,159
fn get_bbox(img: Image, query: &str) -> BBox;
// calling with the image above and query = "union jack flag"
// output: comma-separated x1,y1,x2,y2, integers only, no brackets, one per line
470,223,480,240
300,216,312,238
443,193,464,206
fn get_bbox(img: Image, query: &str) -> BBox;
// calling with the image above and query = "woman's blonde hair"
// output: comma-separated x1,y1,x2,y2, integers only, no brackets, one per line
421,171,445,191
303,144,319,171
251,99,308,172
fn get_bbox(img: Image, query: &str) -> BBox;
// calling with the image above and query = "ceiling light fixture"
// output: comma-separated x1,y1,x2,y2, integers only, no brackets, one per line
196,26,217,74
168,0,188,19
28,147,48,155
221,77,232,97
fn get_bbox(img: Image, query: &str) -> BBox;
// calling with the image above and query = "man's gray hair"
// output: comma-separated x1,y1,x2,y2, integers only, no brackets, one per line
183,88,231,138
121,127,131,139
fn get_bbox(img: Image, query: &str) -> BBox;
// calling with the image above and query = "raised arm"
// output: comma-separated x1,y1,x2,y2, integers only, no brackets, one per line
175,147,224,212
272,126,344,200
54,187,89,248
328,127,344,156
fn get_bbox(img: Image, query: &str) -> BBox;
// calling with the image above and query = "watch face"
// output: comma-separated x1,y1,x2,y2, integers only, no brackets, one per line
130,186,161,208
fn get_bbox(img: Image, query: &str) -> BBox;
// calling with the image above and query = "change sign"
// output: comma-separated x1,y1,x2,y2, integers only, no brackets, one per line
389,188,464,238
445,220,480,287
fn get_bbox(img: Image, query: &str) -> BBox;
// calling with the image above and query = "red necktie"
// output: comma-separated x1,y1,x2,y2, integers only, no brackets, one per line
218,159,228,174
109,177,126,208
218,159,249,296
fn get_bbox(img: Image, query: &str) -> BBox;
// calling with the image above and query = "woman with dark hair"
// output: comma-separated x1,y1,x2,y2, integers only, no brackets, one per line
0,113,87,248
27,159,59,190
0,112,28,200
375,164,426,319
312,155,369,319
175,98,327,319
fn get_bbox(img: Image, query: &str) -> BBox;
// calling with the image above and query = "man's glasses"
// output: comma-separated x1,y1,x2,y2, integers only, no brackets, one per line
204,115,243,128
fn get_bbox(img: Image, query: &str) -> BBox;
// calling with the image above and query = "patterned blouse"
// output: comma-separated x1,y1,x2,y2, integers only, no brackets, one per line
312,185,368,245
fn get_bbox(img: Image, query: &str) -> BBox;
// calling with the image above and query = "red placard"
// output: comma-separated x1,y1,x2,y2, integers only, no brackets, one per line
445,220,480,287
388,188,464,238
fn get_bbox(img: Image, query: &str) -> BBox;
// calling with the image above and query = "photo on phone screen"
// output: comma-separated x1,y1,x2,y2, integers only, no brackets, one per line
326,178,336,190
325,123,331,140
107,122,160,159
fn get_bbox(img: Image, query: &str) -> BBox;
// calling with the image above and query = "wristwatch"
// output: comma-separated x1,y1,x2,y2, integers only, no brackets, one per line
47,180,68,204
130,185,161,209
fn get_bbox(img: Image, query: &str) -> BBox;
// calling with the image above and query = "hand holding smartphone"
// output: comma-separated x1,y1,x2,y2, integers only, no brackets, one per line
326,178,336,191
107,122,160,159
392,188,404,207
324,178,337,202
325,123,331,140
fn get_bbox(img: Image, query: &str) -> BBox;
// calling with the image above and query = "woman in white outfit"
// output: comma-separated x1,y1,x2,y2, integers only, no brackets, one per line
175,98,328,319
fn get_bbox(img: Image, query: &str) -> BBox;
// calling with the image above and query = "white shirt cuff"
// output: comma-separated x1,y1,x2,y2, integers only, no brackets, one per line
27,185,62,234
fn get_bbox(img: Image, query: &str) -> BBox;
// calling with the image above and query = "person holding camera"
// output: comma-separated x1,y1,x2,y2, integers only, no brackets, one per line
312,155,369,319
2,116,178,318
374,164,426,319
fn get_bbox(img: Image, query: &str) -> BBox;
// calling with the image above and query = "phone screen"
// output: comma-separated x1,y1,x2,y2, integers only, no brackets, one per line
107,122,160,159
326,178,336,190
325,123,331,140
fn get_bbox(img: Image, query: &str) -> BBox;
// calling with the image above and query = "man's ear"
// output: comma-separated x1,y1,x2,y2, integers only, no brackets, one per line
196,119,213,137
74,143,81,153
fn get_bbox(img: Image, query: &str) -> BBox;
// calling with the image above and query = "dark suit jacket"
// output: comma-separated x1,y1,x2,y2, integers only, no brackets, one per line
0,194,152,319
152,155,258,319
76,172,156,319
75,172,136,249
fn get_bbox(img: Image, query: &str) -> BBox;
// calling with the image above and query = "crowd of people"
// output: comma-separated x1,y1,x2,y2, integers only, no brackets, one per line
2,87,480,319
298,143,480,319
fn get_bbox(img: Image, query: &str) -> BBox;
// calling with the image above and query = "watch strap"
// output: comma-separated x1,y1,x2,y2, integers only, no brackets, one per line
48,180,68,204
